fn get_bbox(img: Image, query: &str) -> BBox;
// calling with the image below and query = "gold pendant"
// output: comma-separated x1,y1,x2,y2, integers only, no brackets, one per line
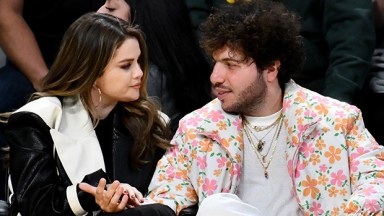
264,171,269,179
257,140,264,152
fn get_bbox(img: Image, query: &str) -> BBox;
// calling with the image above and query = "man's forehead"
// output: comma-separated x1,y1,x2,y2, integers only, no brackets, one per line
213,47,245,61
213,46,251,63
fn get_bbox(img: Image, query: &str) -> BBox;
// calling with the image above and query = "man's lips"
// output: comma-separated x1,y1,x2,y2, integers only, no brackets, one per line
214,87,231,100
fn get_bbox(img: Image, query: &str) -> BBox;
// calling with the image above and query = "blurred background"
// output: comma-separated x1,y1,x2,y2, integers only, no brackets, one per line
0,49,4,67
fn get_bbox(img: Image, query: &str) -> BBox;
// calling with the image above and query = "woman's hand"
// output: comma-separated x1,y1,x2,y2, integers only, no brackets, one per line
113,183,144,208
79,178,143,212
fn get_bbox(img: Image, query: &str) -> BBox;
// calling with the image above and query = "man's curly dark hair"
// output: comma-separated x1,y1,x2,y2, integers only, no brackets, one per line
200,0,304,88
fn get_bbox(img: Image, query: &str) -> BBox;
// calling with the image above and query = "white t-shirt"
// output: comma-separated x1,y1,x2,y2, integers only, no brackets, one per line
237,111,302,216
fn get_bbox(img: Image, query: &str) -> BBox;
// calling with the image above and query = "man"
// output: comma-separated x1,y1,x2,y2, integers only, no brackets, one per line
146,0,384,215
187,0,375,105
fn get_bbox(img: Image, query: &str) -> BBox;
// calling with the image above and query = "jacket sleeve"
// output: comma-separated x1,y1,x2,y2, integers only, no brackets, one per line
323,0,375,103
6,111,102,216
344,110,384,215
146,121,198,215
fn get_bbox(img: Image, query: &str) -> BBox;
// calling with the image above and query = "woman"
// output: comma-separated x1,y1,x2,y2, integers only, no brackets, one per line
3,12,174,215
98,0,213,133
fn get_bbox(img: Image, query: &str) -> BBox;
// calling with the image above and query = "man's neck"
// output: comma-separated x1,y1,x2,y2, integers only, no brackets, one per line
245,83,283,117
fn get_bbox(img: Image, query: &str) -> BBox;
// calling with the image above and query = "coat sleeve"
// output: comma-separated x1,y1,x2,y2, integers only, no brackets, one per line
146,121,199,215
344,110,384,215
323,0,375,103
6,111,102,216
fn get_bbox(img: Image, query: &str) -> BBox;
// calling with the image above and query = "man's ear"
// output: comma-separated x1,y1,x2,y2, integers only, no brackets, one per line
266,60,281,82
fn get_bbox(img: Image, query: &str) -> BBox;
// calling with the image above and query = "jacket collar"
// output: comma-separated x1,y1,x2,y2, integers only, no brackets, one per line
283,80,322,146
192,99,244,163
18,96,105,184
282,80,322,178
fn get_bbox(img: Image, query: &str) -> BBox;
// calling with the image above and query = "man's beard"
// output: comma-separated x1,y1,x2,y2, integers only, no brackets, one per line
223,75,267,115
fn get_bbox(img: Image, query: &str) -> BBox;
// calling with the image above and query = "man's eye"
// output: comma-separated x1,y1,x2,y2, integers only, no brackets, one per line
225,63,237,68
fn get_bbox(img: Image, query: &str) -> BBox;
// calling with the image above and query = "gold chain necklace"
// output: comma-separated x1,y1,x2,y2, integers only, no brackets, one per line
243,121,279,162
242,112,282,151
242,119,277,152
248,113,283,132
243,117,283,179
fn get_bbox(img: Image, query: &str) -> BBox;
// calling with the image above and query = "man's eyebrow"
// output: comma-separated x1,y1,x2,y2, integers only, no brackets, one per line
221,57,244,63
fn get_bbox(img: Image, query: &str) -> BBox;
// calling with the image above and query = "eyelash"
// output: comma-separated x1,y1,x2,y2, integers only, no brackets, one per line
121,64,131,70
225,63,237,68
105,7,115,12
212,60,238,69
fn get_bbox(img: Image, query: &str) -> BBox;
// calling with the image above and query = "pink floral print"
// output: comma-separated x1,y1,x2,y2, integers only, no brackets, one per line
147,81,384,216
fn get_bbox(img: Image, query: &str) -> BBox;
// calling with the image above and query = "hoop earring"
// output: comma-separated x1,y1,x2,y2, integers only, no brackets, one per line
96,88,102,107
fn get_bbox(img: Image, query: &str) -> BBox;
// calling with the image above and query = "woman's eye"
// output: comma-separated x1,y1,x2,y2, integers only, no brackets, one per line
121,64,131,70
105,7,115,12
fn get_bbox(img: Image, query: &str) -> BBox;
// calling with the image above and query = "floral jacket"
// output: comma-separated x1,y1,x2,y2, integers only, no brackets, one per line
147,81,384,216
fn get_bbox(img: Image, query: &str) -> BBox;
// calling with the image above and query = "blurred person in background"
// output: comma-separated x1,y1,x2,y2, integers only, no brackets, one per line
278,0,375,105
357,0,384,145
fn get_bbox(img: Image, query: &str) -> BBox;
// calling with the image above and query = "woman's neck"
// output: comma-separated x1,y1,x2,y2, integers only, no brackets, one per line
95,102,117,119
91,87,117,119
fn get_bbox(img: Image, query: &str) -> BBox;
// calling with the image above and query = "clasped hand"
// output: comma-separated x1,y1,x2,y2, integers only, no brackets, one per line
79,178,144,213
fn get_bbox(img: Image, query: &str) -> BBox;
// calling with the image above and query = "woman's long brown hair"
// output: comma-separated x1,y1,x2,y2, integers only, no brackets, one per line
34,12,172,167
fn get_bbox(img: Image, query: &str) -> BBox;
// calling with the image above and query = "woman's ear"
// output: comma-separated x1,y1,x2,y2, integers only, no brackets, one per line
266,60,281,82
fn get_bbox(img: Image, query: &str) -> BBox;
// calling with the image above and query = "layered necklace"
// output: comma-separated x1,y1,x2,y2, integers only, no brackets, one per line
242,112,284,179
243,113,282,152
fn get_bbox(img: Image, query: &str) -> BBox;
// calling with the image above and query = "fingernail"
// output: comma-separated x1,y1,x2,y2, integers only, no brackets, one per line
140,198,144,203
131,195,135,198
